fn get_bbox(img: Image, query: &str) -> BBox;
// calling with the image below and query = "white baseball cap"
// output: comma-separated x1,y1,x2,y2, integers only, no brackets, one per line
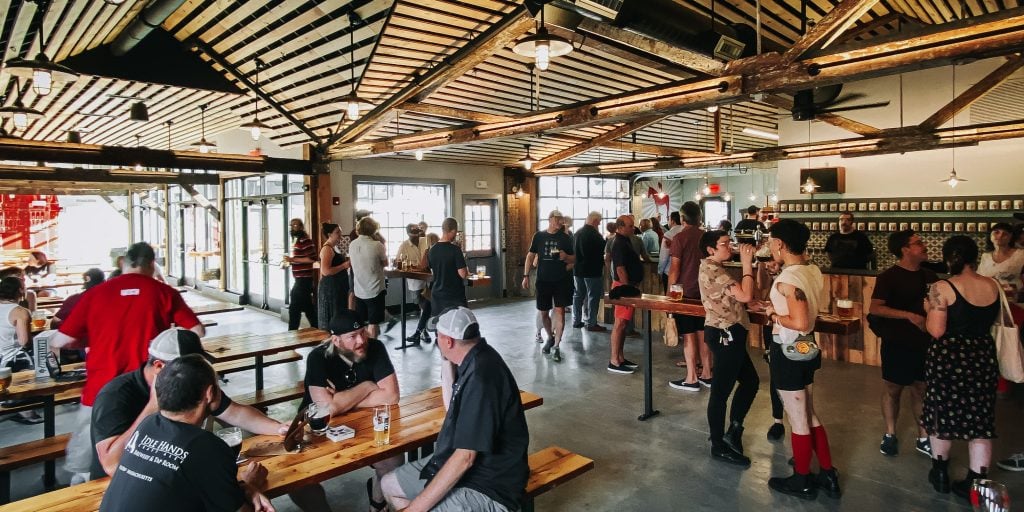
431,307,481,340
148,327,212,362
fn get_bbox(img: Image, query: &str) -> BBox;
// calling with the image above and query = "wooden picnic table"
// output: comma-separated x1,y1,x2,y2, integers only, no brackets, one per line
204,328,328,390
188,301,244,316
605,293,862,421
3,364,86,486
0,387,544,512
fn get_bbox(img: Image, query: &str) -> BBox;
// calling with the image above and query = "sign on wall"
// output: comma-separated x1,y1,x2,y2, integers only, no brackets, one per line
636,179,682,221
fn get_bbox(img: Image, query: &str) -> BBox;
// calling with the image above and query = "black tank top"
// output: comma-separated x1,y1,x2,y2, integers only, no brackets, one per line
944,279,999,337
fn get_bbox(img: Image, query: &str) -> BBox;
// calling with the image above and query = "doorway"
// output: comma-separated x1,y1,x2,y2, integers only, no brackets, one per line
241,197,303,310
463,197,502,301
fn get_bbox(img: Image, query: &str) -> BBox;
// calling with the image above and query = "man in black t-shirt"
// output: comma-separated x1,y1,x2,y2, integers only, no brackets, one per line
735,205,766,233
381,307,529,511
868,230,936,458
99,355,272,512
426,217,469,316
522,210,575,362
304,309,402,510
824,211,875,269
608,215,644,375
91,328,331,511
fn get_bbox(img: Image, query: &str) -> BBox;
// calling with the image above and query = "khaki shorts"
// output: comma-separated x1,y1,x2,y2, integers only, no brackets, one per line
393,459,510,512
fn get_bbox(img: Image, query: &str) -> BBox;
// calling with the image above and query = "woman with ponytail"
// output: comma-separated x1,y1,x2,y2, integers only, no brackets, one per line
922,235,1001,501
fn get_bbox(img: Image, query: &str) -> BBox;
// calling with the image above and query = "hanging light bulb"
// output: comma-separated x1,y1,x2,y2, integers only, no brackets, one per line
415,149,424,161
535,40,550,71
0,93,43,131
801,177,819,194
5,50,79,98
941,169,966,188
749,192,757,201
706,105,719,113
339,14,372,122
518,144,535,170
694,192,703,200
13,112,28,130
346,97,361,120
134,163,143,172
512,7,573,72
191,104,216,153
240,59,271,141
702,181,711,196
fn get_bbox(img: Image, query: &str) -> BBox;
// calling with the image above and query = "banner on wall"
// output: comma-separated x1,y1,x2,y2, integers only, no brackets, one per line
636,179,682,222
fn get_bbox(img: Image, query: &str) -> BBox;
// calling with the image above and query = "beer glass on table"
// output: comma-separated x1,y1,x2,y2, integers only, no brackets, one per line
0,368,11,394
668,284,683,301
306,401,332,436
373,404,391,446
215,427,244,463
835,299,855,318
970,479,1009,512
31,311,46,330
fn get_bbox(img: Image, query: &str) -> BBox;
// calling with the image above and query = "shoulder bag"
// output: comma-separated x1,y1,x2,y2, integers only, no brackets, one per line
781,332,820,362
992,280,1024,383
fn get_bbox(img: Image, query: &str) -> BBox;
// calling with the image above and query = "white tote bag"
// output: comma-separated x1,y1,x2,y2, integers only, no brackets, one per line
992,282,1024,383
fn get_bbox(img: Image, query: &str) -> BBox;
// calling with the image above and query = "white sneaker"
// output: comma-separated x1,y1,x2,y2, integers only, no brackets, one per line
70,472,91,486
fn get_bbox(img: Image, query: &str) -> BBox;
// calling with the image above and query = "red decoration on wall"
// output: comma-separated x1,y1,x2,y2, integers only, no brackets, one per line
0,195,61,250
709,183,721,195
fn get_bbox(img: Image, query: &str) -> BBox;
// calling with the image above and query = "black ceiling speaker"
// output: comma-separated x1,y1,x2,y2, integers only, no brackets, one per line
129,101,149,122
67,130,82,143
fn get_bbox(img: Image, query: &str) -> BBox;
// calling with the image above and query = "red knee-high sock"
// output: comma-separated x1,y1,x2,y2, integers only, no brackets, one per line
811,425,833,470
791,433,813,475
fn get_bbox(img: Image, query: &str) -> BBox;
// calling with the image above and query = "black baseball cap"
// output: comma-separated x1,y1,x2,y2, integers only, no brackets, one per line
328,309,368,336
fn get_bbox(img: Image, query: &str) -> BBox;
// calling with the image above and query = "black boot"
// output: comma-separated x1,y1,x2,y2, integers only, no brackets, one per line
952,467,987,500
816,467,841,499
929,456,950,494
723,421,745,455
768,471,817,500
711,443,751,467
405,330,423,344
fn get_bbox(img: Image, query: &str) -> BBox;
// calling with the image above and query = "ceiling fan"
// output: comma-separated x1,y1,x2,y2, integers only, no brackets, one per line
789,84,890,121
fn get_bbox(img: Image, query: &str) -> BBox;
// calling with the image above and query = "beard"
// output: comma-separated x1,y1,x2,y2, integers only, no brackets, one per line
339,347,366,363
290,229,304,238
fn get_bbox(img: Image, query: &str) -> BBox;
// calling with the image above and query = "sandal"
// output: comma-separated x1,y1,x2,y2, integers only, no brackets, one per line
366,477,387,512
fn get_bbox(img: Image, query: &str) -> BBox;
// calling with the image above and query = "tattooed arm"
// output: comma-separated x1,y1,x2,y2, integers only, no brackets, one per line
772,282,811,332
925,281,949,339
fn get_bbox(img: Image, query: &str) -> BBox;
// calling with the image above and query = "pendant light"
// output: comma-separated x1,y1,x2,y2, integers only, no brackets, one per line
801,176,819,194
940,169,966,188
191,104,216,153
240,58,271,141
518,144,536,170
340,13,371,121
943,60,966,189
702,174,712,196
5,1,79,96
0,82,43,130
512,4,573,71
414,149,424,161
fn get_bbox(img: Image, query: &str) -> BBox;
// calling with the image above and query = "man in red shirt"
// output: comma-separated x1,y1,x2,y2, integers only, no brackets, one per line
668,201,713,392
284,218,318,330
50,242,203,485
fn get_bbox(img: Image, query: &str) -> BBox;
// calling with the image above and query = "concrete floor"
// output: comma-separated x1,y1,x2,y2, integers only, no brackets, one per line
3,296,1022,511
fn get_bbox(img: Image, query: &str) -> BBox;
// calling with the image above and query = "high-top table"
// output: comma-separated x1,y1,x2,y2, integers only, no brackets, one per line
383,269,493,350
605,293,861,421
0,387,543,512
203,328,329,391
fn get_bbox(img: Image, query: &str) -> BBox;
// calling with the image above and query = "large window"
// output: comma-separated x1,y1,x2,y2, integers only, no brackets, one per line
701,197,731,230
537,176,629,231
355,181,450,258
166,184,221,286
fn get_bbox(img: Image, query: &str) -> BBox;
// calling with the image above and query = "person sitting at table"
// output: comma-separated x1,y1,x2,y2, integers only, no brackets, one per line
304,310,402,512
91,327,332,511
0,276,42,425
98,355,274,512
50,268,105,330
381,307,529,512
0,267,36,311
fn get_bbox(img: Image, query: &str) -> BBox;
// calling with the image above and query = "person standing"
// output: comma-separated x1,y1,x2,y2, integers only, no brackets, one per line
97,356,274,512
571,212,607,332
317,223,351,331
869,230,936,458
50,268,105,329
50,242,203,486
658,212,683,291
523,210,575,363
824,211,874,269
699,231,758,466
668,201,713,391
350,217,388,339
923,236,1000,500
425,217,469,316
640,218,660,261
763,220,839,500
735,205,765,233
284,218,318,330
608,215,643,374
396,224,431,343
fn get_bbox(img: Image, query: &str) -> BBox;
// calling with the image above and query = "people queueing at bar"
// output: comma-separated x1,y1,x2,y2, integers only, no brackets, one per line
607,215,643,375
395,224,431,344
571,211,607,333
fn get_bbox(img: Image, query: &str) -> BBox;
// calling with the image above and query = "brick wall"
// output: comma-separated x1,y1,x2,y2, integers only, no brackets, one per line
503,173,535,298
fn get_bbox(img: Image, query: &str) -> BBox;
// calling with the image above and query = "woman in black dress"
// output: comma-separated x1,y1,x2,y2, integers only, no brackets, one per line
317,223,350,330
923,235,1001,500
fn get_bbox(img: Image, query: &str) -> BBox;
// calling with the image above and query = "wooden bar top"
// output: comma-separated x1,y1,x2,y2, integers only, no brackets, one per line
0,387,544,512
384,268,432,280
605,294,861,336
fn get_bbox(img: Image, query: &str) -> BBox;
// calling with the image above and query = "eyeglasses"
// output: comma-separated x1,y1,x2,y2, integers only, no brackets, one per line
717,241,732,246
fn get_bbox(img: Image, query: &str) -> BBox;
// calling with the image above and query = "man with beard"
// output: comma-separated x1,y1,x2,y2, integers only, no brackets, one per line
303,309,402,512
283,218,318,330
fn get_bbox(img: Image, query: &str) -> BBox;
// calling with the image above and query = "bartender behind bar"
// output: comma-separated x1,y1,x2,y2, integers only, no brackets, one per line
825,211,875,269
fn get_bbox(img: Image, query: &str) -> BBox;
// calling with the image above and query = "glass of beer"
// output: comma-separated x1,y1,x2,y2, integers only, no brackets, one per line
215,427,244,463
31,311,46,330
476,265,486,278
373,404,391,446
668,284,683,301
0,368,11,394
306,401,332,436
835,299,855,318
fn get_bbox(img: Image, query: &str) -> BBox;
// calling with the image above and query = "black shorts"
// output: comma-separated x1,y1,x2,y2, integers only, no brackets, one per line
674,314,705,335
354,290,387,324
769,339,822,391
881,340,927,386
536,278,572,311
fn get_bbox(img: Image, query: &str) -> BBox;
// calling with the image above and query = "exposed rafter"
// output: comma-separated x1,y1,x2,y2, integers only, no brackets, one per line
533,116,667,170
918,54,1024,131
574,19,724,77
0,167,221,185
782,0,881,63
400,103,514,124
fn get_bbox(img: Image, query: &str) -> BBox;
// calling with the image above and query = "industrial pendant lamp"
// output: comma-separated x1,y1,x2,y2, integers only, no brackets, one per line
340,14,372,121
5,1,79,96
518,144,536,170
801,176,819,193
191,104,216,153
943,61,966,189
0,82,44,130
240,58,271,141
512,3,573,71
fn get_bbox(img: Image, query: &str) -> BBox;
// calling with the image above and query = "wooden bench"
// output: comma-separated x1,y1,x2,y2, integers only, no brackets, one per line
212,350,302,376
232,381,305,410
0,389,80,416
522,446,594,512
0,434,70,503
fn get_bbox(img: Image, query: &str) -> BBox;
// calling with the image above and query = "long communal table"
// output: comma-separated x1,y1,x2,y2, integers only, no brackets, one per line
383,268,492,351
188,301,245,316
0,387,544,512
605,293,862,421
203,328,329,391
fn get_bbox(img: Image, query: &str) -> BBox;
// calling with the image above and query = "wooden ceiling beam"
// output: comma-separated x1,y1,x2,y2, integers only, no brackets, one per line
918,54,1024,131
783,0,881,63
0,167,221,185
334,5,535,145
762,94,882,136
400,103,514,123
533,116,667,170
574,18,724,77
